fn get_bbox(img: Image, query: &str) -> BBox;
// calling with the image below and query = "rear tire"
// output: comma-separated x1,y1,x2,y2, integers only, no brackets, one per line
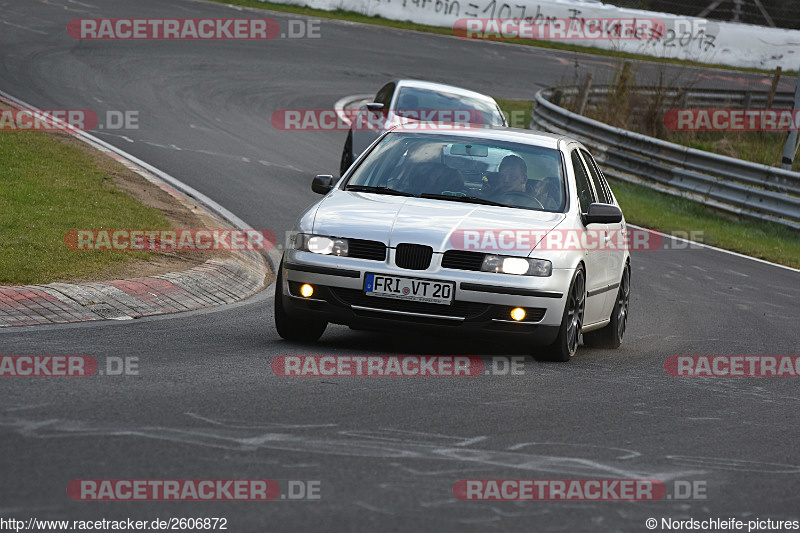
274,262,327,342
533,267,585,362
584,263,630,349
340,130,354,176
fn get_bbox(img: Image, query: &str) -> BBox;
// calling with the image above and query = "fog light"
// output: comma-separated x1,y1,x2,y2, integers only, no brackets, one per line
300,284,314,298
510,307,526,321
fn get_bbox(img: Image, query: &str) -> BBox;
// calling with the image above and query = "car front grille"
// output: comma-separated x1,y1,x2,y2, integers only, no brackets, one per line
328,287,489,319
394,243,433,270
348,239,387,261
441,250,485,271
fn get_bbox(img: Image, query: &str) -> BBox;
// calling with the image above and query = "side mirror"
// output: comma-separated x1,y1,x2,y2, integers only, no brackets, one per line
365,102,384,112
312,175,335,195
583,203,622,225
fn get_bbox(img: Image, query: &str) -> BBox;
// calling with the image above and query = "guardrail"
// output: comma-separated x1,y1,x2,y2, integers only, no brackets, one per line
530,87,800,230
567,87,796,111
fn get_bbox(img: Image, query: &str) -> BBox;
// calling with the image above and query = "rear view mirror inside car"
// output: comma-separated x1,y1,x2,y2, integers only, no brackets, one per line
448,143,488,157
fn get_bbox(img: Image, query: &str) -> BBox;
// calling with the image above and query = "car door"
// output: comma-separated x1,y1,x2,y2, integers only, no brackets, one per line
352,82,395,157
580,148,624,318
569,147,608,326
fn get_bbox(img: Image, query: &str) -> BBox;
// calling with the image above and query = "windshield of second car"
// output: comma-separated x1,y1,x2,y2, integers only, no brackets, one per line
345,132,566,212
394,87,505,126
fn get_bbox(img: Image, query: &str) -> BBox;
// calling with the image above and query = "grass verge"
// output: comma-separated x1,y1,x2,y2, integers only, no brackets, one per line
205,0,788,76
0,130,171,285
495,98,533,129
682,132,799,172
610,179,799,268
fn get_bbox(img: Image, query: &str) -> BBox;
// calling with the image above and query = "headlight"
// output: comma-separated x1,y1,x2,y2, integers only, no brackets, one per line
294,234,349,256
481,255,552,276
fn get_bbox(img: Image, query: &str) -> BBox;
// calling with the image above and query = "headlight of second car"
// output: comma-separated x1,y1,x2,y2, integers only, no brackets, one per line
294,234,349,256
481,255,552,277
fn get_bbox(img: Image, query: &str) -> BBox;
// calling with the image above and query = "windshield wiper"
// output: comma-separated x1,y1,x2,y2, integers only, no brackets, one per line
419,193,507,207
346,185,415,197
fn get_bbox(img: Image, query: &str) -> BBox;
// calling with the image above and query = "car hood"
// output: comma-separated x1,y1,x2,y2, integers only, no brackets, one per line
311,190,565,255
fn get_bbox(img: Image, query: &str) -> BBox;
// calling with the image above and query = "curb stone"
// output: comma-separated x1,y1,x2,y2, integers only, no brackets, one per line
0,256,267,327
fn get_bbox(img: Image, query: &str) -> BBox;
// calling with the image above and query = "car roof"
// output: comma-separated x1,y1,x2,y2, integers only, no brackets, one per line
385,125,572,150
390,79,499,104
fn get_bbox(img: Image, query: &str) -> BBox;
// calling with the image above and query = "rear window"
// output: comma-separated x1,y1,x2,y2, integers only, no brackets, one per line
394,87,505,126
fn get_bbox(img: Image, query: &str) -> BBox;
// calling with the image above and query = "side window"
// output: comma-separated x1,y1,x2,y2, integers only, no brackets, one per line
570,150,595,213
580,149,610,204
374,83,395,109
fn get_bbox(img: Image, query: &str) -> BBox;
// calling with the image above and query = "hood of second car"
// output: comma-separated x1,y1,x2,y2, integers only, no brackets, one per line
311,190,565,254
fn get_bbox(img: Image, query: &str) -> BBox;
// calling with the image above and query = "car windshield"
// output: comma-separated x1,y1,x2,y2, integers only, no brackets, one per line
394,87,505,126
345,132,566,212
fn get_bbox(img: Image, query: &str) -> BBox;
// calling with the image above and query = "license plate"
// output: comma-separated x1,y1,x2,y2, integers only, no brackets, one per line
364,274,454,305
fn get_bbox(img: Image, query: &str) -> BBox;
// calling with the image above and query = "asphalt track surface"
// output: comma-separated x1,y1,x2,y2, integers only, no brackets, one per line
1,1,799,531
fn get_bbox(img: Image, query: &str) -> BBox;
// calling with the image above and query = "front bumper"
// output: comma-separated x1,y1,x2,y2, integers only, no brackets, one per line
280,250,570,344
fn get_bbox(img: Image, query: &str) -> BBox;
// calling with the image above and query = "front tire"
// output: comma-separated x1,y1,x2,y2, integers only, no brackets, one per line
584,263,630,349
274,262,327,342
534,267,585,362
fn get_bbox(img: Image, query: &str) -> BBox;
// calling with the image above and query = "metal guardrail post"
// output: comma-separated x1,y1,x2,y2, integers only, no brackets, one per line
577,74,593,116
767,67,782,109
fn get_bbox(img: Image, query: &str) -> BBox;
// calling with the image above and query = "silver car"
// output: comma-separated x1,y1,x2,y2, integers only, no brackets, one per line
340,79,507,176
277,127,631,361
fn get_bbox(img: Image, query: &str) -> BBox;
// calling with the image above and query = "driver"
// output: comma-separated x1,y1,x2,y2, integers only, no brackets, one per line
490,155,528,198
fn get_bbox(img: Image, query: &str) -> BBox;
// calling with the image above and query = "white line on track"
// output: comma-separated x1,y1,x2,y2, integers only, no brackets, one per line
628,224,798,273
